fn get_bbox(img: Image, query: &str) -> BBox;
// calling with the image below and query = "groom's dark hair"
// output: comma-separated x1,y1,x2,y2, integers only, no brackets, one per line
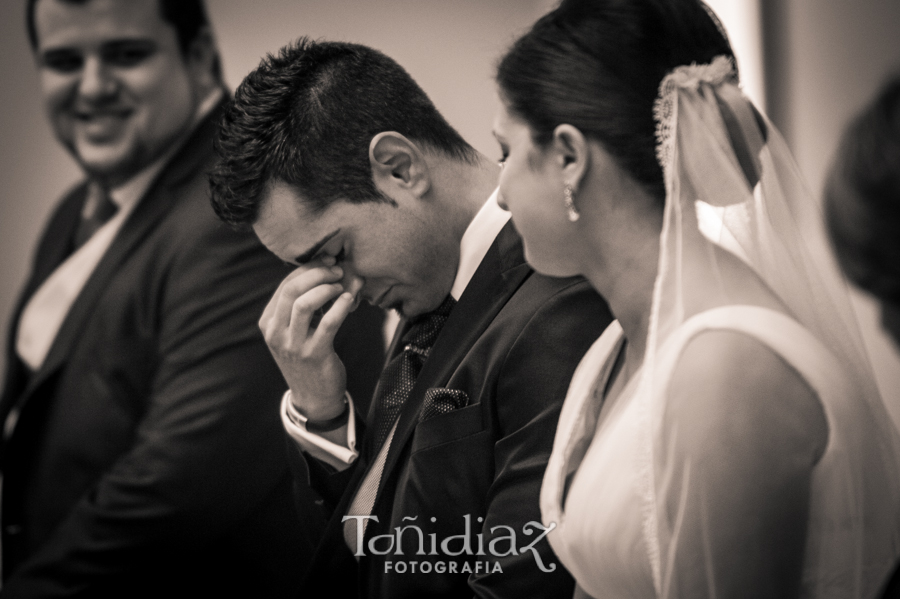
210,37,477,228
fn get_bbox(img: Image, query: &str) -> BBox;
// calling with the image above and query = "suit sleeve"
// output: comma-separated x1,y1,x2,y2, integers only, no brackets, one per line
285,407,367,513
470,278,612,599
1,218,303,597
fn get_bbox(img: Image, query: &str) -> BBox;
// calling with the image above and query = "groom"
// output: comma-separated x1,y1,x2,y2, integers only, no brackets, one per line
210,38,613,598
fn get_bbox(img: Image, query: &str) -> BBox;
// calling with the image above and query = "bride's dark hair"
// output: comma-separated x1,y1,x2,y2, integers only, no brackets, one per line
496,0,734,202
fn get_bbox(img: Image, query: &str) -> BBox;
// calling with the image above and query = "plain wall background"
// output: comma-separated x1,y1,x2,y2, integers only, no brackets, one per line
763,0,900,428
1,0,899,427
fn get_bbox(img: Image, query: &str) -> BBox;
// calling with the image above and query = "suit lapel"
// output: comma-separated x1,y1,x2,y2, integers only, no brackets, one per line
19,103,224,403
0,187,86,424
375,221,531,500
24,186,176,398
28,188,87,298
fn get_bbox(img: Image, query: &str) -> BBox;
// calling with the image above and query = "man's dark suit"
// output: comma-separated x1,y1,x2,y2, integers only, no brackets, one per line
301,221,613,598
0,104,385,598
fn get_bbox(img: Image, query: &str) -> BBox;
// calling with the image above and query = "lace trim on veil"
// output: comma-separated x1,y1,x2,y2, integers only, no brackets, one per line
642,55,737,594
653,55,736,176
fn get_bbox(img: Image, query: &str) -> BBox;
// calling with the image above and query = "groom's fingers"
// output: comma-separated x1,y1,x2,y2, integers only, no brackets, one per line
312,276,364,349
265,265,342,335
288,283,344,347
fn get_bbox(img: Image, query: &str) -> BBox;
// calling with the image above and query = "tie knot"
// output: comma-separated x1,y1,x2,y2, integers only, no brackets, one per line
402,295,456,352
87,181,117,219
74,182,119,249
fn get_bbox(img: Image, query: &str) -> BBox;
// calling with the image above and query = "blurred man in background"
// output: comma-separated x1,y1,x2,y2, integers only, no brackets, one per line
826,74,900,349
0,1,384,596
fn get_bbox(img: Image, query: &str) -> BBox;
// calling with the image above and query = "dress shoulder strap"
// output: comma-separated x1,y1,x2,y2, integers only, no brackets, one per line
653,305,852,427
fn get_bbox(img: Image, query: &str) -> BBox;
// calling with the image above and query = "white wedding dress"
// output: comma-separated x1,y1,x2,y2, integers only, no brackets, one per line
542,306,897,598
541,56,900,599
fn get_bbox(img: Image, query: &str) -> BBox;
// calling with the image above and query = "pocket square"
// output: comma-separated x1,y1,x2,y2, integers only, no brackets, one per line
419,388,469,422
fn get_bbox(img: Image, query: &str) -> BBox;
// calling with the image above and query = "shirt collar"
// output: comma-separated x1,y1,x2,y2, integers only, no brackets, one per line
449,188,511,301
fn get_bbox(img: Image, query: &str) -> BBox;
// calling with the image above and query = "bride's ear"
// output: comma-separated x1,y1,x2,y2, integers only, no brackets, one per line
552,124,590,190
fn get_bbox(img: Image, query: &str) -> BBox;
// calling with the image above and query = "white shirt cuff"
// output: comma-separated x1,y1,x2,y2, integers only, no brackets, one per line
280,389,359,471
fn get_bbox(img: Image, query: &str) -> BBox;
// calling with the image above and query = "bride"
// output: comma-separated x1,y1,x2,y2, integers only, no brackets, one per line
492,0,900,597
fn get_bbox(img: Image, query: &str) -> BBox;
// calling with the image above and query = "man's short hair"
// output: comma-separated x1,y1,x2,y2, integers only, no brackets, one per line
27,0,221,79
209,37,478,228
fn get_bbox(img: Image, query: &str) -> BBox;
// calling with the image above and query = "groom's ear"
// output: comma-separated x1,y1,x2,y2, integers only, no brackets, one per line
369,132,431,199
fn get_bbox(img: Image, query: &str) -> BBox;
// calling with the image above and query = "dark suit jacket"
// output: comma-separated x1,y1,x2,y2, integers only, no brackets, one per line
0,102,385,598
300,221,613,598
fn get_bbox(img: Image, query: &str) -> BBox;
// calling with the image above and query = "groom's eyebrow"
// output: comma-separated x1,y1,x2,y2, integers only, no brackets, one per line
295,229,341,265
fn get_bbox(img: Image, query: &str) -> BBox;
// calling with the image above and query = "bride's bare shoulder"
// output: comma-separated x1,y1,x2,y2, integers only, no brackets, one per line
665,329,828,463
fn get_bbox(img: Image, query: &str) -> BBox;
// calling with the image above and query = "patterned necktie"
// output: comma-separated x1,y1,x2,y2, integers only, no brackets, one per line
74,183,118,250
368,294,456,452
344,294,456,552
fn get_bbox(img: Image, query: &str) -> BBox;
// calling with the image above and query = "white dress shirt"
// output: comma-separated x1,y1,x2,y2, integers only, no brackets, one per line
281,189,511,470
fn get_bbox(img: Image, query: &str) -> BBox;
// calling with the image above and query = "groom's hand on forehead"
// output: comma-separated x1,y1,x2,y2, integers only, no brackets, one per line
258,258,364,421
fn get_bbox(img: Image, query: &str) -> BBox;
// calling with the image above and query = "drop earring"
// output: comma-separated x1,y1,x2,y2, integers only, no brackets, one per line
564,183,580,222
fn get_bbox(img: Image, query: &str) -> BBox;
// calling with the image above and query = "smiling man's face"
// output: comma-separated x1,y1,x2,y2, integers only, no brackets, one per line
34,0,202,186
